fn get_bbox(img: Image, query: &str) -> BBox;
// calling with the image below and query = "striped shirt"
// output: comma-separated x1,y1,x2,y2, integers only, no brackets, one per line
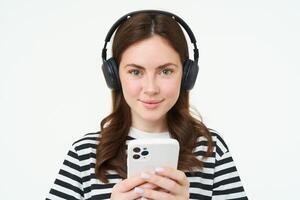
46,128,247,200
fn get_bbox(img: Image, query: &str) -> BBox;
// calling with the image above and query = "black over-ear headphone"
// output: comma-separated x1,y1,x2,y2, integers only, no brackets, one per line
101,9,199,91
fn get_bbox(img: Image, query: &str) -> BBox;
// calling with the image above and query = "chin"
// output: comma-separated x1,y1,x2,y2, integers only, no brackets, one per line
138,112,166,122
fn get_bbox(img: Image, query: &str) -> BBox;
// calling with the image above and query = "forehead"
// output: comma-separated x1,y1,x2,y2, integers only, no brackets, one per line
119,35,181,69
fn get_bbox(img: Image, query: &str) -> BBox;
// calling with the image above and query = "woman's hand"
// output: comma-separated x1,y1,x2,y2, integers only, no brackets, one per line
110,175,143,200
134,167,190,200
110,174,159,200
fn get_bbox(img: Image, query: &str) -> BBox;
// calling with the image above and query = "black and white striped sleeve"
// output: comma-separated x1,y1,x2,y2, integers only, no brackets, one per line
46,144,84,200
212,134,248,200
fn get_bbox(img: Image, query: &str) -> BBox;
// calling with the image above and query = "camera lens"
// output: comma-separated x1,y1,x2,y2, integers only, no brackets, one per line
133,154,140,159
141,151,149,156
133,147,141,153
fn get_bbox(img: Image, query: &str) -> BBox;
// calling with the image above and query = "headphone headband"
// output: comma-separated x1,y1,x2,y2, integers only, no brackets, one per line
102,9,199,62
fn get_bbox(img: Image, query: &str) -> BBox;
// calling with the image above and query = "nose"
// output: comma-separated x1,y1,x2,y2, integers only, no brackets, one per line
143,75,159,96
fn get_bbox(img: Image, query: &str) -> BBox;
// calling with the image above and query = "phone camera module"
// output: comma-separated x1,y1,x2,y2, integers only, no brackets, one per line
141,150,149,156
133,154,140,159
133,147,141,153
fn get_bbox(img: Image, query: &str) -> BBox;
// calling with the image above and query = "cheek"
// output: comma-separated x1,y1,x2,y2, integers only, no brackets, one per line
121,79,141,98
161,79,181,98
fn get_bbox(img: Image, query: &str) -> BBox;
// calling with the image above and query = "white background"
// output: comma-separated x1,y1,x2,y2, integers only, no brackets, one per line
0,0,299,199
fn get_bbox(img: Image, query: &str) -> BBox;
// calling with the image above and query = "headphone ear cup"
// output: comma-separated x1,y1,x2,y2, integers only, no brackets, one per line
101,58,121,90
182,59,199,90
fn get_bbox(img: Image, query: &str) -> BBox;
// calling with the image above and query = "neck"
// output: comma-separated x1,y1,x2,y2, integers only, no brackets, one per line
131,117,168,133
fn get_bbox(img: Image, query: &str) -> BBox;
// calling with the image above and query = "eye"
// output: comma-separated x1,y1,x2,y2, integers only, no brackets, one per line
161,68,173,75
128,69,142,76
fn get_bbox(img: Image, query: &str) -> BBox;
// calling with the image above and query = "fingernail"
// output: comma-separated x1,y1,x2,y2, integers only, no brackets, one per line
155,167,164,173
141,197,148,200
134,187,144,194
141,172,150,179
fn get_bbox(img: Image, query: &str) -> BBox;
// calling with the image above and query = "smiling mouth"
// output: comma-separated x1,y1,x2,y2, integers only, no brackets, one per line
139,99,164,104
138,99,164,109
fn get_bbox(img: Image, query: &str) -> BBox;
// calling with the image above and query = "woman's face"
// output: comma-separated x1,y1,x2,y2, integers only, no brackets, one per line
119,35,182,129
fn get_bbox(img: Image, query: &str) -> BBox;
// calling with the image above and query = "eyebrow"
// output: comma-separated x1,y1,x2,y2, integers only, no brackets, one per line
124,62,178,69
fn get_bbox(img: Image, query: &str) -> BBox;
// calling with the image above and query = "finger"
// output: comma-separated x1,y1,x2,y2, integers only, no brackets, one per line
154,166,189,187
122,188,144,200
139,182,159,190
136,198,154,200
158,188,169,193
138,187,173,200
115,175,147,193
140,172,181,194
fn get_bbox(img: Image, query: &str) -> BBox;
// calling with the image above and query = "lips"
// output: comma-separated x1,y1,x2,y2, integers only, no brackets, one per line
138,99,164,109
139,99,164,104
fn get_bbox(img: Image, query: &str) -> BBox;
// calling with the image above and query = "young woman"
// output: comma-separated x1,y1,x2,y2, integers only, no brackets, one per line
47,10,248,200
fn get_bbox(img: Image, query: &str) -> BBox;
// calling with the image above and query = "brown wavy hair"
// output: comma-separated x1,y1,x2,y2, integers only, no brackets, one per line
96,12,213,183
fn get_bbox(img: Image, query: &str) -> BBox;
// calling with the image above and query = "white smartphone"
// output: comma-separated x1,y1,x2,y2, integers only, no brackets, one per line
127,138,180,177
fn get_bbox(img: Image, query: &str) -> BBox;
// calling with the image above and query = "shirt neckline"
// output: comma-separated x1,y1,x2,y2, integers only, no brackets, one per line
128,127,170,139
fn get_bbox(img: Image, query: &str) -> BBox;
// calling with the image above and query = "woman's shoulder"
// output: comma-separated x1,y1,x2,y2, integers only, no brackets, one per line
70,131,101,153
196,128,230,158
